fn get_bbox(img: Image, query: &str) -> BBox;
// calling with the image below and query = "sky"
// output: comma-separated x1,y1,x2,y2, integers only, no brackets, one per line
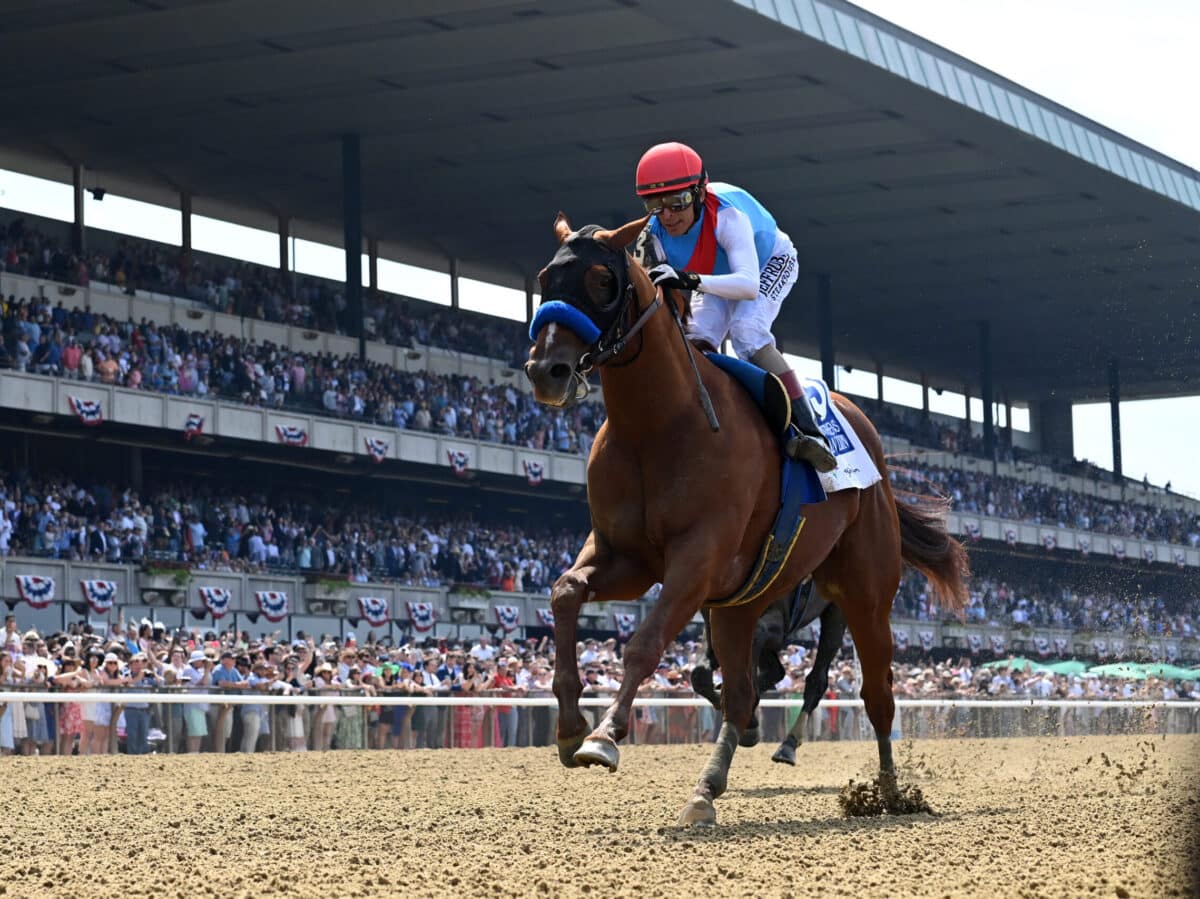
0,1,1196,495
850,0,1200,498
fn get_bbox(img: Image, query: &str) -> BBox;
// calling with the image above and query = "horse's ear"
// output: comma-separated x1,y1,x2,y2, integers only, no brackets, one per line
595,215,650,251
553,212,572,245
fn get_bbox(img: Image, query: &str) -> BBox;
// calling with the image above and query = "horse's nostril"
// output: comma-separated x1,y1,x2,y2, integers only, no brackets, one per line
549,363,571,381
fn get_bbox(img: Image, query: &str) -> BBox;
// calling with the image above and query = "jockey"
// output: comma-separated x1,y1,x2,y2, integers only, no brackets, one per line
634,141,836,472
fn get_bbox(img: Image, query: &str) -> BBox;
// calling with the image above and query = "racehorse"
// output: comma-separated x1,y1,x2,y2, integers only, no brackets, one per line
525,214,968,825
688,588,848,766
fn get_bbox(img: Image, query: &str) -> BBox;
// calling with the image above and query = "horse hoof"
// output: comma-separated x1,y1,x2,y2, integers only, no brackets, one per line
557,736,585,768
771,743,796,766
738,726,760,748
677,797,716,828
573,737,620,772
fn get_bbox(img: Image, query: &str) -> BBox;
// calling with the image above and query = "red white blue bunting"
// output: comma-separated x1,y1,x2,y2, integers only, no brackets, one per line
275,425,309,447
447,449,470,478
68,396,103,426
1143,546,1156,563
613,612,636,640
918,630,934,652
364,437,389,464
988,633,1006,654
536,608,555,628
1111,540,1126,560
16,575,56,609
1033,636,1050,656
79,579,117,613
407,601,436,632
1041,531,1057,551
522,460,544,486
1175,550,1187,569
255,590,290,622
199,586,232,618
184,413,205,441
495,605,520,633
1078,535,1091,556
358,596,390,626
966,634,982,654
1003,527,1017,547
1092,638,1107,659
1053,637,1069,655
961,519,981,542
892,628,909,651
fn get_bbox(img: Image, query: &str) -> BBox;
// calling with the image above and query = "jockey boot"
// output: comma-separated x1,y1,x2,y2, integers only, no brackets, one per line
778,371,837,473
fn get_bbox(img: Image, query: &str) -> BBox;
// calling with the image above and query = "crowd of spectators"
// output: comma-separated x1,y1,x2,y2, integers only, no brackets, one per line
2,613,1195,757
0,468,584,592
890,464,1200,547
0,294,605,455
1,217,530,363
4,463,1199,644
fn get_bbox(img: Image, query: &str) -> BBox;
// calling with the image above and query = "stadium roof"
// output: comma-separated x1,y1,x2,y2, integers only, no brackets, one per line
2,0,1198,402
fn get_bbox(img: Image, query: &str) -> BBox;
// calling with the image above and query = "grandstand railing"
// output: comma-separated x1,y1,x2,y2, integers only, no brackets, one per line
3,690,1196,754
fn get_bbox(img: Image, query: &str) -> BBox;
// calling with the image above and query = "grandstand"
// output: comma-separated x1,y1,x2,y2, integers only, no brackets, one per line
1,1,1198,683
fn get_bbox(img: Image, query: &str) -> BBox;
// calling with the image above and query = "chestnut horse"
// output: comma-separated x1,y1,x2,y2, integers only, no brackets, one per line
525,214,968,825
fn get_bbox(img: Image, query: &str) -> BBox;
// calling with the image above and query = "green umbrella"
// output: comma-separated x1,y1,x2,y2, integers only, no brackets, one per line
1041,660,1089,676
979,657,1042,672
1137,663,1198,680
1087,663,1148,680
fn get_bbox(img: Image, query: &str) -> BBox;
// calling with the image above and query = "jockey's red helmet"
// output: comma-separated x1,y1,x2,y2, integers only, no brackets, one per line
635,142,705,196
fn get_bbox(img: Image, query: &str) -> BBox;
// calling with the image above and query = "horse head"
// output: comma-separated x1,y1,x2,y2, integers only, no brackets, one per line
524,213,655,407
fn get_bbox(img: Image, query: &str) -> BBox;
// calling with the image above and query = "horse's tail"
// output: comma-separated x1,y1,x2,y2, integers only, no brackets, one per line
893,492,971,613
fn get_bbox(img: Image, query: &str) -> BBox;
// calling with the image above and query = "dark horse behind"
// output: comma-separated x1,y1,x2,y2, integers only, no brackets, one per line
526,214,969,825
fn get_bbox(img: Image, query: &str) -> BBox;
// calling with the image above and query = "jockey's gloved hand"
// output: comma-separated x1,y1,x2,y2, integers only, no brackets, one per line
648,264,701,292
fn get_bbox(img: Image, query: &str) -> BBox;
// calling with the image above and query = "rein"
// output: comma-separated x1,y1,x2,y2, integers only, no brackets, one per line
573,255,720,433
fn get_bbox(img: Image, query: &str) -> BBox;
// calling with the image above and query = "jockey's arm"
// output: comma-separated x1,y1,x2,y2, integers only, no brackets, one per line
696,207,759,301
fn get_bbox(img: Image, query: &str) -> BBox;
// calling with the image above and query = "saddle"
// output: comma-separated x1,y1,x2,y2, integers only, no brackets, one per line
704,353,826,609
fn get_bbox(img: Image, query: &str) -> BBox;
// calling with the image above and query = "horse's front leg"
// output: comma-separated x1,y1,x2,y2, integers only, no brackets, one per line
551,534,652,768
678,604,758,827
573,546,716,772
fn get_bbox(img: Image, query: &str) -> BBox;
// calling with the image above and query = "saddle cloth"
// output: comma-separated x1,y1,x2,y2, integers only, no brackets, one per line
702,354,881,609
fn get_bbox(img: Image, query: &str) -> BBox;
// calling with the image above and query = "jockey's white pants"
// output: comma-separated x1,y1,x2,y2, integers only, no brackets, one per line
687,247,799,360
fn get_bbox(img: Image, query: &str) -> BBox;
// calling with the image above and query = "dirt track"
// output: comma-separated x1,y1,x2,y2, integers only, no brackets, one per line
4,735,1197,898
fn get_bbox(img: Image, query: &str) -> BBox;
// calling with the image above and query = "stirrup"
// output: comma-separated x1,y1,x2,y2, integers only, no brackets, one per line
786,433,838,473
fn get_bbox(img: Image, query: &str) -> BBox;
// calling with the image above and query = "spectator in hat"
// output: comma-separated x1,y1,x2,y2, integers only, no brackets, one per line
123,652,161,755
239,659,271,753
209,649,246,753
310,662,339,751
183,650,212,753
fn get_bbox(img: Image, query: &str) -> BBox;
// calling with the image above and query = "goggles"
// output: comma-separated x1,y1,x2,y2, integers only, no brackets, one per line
641,188,696,215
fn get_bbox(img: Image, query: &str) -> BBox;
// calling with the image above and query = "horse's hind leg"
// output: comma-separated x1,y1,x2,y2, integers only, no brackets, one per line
689,609,722,711
678,604,758,827
773,602,847,765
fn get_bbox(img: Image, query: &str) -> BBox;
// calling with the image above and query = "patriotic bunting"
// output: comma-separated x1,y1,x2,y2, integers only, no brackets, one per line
1078,535,1091,556
1142,546,1156,563
275,425,309,447
254,590,290,622
614,612,636,639
1041,530,1057,551
1092,639,1107,660
962,519,981,542
1165,642,1179,662
68,396,103,426
79,579,118,614
892,628,909,651
364,437,389,464
15,575,55,609
495,605,520,633
1033,636,1050,657
966,633,982,654
1111,540,1126,560
1174,549,1187,569
536,608,555,627
1004,527,1018,547
184,413,204,441
357,596,390,626
918,630,934,652
1053,637,1069,655
199,586,233,618
1109,637,1126,658
407,601,436,632
523,460,544,486
988,633,1006,654
447,449,471,478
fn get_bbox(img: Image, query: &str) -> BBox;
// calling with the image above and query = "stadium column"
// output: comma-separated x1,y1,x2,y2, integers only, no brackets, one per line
278,215,289,275
71,164,85,256
180,192,192,278
342,133,364,360
875,361,884,405
979,320,995,460
1108,358,1122,479
450,258,460,310
817,273,834,386
1036,397,1074,460
920,372,930,418
368,237,379,295
525,273,535,325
